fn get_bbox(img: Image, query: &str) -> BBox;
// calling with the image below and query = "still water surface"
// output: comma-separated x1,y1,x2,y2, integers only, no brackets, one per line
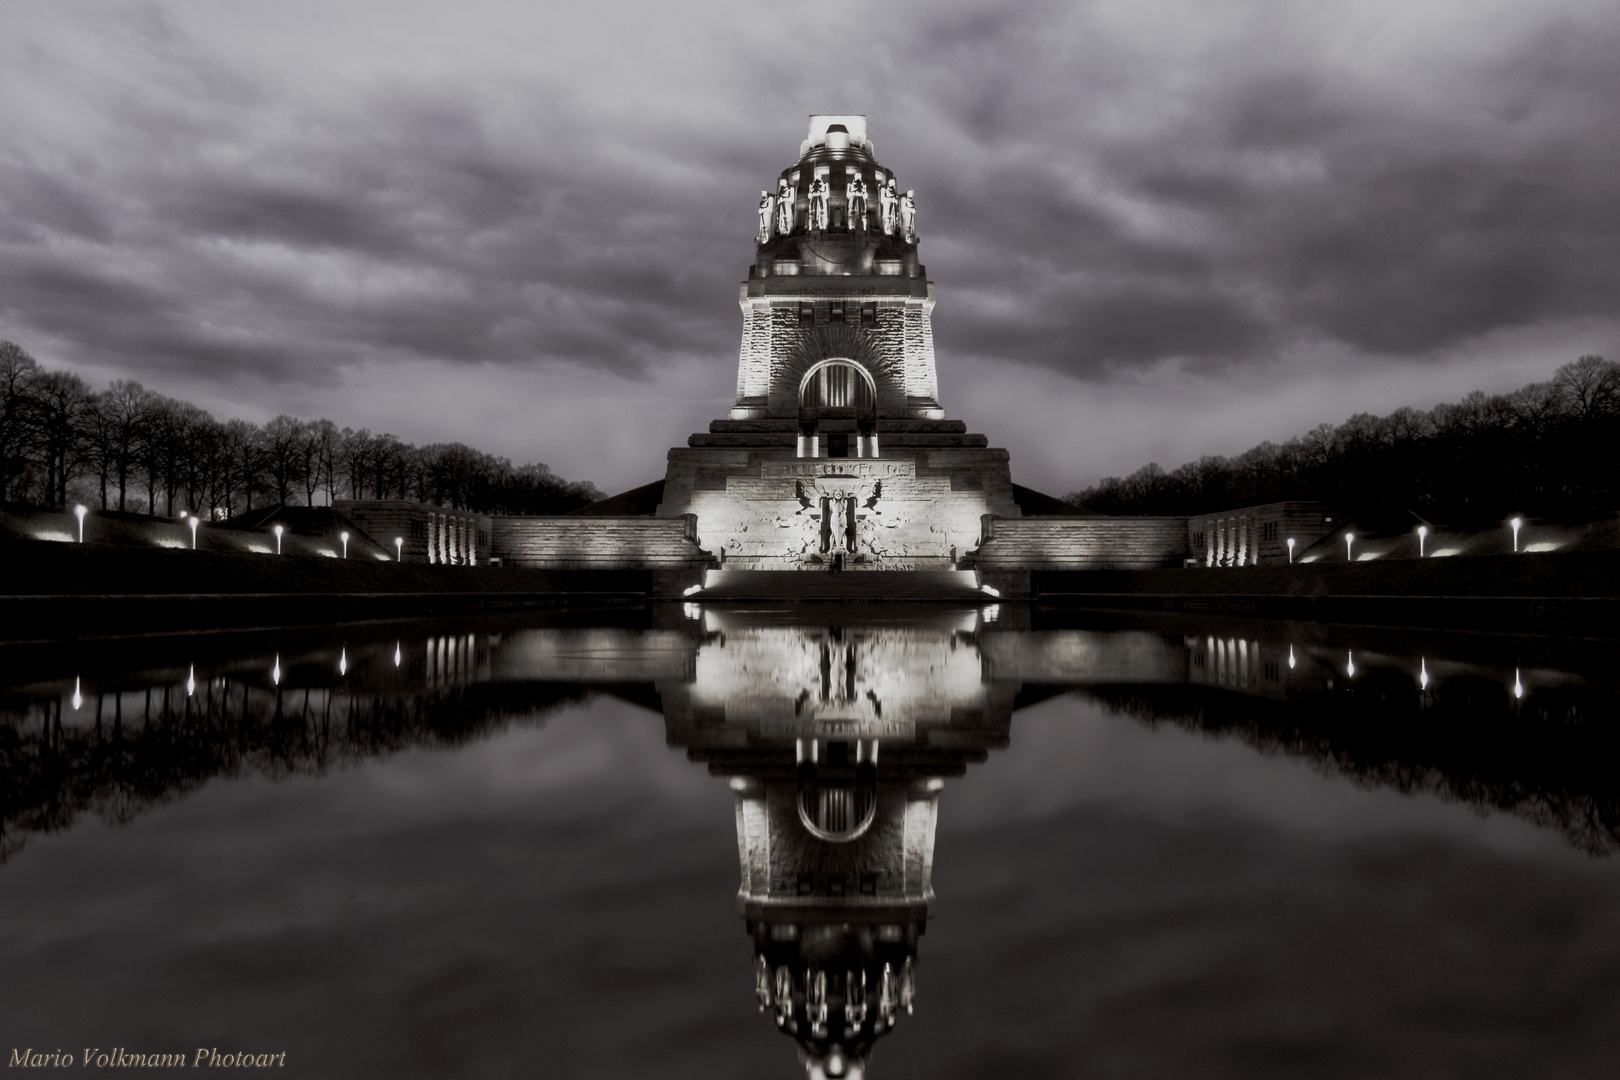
2,606,1619,1078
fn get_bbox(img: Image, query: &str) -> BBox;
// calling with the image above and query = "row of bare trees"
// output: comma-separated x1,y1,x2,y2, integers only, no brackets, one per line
0,342,601,518
1069,355,1620,523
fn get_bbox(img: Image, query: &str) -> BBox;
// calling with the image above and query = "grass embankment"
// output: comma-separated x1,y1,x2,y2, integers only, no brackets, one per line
1037,551,1620,599
0,541,659,642
0,539,651,597
1035,552,1620,637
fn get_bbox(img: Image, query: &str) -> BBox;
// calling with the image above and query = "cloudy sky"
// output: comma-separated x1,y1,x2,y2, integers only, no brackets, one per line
3,0,1618,495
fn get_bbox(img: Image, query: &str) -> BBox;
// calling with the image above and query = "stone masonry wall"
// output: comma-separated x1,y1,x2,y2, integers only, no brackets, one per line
489,514,713,569
974,516,1189,570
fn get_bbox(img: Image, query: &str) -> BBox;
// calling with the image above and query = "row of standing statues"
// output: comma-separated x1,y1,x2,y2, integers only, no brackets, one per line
757,175,916,243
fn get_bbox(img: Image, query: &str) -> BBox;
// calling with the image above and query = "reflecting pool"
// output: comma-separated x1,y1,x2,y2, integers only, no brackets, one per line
3,606,1619,1077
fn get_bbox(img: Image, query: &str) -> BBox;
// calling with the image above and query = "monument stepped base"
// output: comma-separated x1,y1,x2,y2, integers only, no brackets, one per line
691,569,991,602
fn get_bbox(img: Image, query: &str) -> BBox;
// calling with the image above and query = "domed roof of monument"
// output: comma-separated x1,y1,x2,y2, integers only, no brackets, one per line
796,114,877,162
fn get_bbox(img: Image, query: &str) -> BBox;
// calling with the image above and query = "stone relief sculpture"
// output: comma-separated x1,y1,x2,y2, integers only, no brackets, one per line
899,189,917,243
757,190,776,245
808,176,829,232
879,178,899,235
847,174,868,231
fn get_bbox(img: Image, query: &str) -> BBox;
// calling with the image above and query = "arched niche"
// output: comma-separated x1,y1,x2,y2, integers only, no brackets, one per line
798,358,877,417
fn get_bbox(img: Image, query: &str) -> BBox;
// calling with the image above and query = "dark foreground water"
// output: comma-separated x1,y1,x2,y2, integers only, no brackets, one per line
2,605,1619,1078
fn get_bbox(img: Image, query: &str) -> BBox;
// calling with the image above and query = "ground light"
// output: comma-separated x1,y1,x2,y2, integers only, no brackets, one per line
1417,525,1427,557
340,531,349,559
188,515,199,549
273,524,284,555
74,504,86,543
1287,537,1295,563
1511,517,1522,552
1345,532,1355,561
395,537,403,561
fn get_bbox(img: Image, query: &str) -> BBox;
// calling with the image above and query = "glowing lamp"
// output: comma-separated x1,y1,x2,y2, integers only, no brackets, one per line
273,524,284,554
1417,524,1427,558
74,504,87,543
340,531,349,559
1510,517,1522,552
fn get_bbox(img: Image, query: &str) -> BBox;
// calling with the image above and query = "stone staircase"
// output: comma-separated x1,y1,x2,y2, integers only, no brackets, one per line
690,569,994,602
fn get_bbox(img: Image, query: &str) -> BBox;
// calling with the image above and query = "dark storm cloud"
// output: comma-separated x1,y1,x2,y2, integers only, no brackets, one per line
891,1,1620,376
1,0,1617,402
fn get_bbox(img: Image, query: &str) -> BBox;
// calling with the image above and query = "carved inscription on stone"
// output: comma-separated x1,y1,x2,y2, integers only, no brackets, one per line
762,461,914,479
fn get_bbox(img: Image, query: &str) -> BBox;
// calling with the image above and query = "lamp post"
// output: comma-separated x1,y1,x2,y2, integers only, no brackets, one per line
1510,517,1522,553
1345,532,1355,562
394,537,403,562
1417,525,1427,558
74,504,86,543
340,531,349,559
273,524,284,555
188,514,199,550
1286,537,1295,563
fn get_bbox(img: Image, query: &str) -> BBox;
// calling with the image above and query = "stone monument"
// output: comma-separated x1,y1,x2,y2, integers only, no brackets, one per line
657,115,1022,573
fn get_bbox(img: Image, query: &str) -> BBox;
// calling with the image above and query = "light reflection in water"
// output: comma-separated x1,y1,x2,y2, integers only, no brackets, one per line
6,610,1620,1076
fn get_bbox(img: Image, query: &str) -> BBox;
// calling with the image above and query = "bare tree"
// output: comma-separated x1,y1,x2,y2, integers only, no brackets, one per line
261,415,305,506
1552,355,1619,421
95,380,151,511
0,341,40,502
28,370,94,509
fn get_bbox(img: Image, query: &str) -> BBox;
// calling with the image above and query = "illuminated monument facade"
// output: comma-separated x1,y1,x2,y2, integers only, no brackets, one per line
478,115,1190,588
656,116,1021,572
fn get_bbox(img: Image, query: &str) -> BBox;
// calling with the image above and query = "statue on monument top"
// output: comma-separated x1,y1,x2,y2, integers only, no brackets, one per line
847,173,868,232
808,176,830,232
776,177,794,236
756,190,776,245
899,189,917,243
879,177,899,236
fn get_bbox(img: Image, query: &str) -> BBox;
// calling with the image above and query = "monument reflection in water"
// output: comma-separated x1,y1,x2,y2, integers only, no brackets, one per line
661,610,1013,1078
6,608,1620,1076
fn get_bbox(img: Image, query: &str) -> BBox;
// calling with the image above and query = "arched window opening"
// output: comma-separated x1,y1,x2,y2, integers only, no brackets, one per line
800,360,875,413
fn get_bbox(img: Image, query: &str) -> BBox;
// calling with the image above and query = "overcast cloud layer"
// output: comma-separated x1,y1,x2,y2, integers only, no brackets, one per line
3,0,1618,493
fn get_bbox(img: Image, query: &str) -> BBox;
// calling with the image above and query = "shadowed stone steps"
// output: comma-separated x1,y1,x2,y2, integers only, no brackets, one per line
691,569,992,602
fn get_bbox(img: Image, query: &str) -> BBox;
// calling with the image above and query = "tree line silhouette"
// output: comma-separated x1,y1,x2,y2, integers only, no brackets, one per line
0,341,601,518
1068,355,1620,523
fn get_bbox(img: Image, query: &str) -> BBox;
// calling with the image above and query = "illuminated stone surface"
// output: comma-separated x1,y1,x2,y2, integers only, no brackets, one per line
657,116,1019,573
